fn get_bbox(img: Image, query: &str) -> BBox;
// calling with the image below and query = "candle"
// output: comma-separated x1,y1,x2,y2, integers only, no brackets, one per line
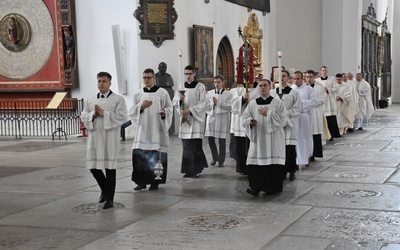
277,49,283,94
178,49,183,90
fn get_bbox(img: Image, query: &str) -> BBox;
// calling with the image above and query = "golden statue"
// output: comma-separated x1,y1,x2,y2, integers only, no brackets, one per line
243,13,263,39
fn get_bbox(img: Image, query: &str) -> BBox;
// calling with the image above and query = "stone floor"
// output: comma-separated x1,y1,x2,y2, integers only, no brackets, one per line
1,105,400,250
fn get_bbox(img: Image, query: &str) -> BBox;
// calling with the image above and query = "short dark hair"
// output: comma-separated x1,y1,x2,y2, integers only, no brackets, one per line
97,71,112,80
282,69,290,77
294,71,303,78
184,65,195,72
321,65,328,70
260,79,271,86
306,70,315,75
214,75,225,81
335,73,342,78
143,68,155,74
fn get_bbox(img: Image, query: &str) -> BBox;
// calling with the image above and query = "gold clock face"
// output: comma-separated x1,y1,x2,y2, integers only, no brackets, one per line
0,14,32,52
0,0,54,79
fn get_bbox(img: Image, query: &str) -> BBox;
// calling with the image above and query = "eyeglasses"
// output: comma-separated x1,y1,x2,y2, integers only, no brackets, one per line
184,73,194,76
142,76,153,80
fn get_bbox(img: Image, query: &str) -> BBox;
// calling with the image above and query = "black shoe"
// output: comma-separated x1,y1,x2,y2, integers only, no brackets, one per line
347,128,354,132
329,138,334,141
218,163,224,167
289,172,296,181
246,188,259,197
210,160,216,166
102,201,113,209
149,184,159,190
99,194,106,203
193,173,200,178
358,127,363,130
133,184,146,190
183,173,193,178
310,156,315,162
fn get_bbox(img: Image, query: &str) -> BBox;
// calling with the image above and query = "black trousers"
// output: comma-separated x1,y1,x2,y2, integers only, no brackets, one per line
208,137,226,164
248,164,284,193
236,136,249,174
326,115,341,138
229,133,237,159
132,149,168,186
285,145,297,174
312,134,323,157
90,169,116,202
181,139,208,175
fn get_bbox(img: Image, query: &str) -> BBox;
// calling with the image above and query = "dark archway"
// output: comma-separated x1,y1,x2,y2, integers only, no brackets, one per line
216,36,235,89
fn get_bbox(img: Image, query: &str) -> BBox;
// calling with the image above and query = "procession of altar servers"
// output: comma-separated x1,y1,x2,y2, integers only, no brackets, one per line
165,66,374,196
127,65,375,198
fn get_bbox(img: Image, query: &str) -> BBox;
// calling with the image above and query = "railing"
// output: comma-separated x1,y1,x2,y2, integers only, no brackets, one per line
0,99,83,139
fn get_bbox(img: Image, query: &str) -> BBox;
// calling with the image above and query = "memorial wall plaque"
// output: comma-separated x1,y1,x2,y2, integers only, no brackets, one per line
133,0,178,48
224,0,270,13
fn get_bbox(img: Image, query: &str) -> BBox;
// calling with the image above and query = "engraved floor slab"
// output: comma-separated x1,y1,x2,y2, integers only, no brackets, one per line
283,207,400,245
0,226,109,250
294,182,400,211
0,167,131,194
78,200,310,250
308,166,395,183
328,151,400,165
262,235,383,250
0,191,182,231
0,192,63,218
365,129,400,141
328,139,390,151
387,170,400,184
0,140,79,152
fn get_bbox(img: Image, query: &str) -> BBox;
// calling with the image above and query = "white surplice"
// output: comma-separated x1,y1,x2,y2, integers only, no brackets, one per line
354,79,375,127
291,83,318,165
278,87,301,146
129,87,173,152
172,82,207,139
205,89,232,139
81,93,127,170
231,86,259,137
333,82,352,133
242,97,287,166
315,76,338,116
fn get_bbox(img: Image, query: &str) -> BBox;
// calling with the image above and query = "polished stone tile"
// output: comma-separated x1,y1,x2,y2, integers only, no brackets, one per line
78,200,310,250
0,226,107,250
294,182,400,211
0,191,182,231
284,207,400,245
308,166,395,183
262,235,382,250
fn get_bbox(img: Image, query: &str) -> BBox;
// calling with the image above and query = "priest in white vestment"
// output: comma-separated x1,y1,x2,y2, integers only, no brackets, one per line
129,68,173,191
81,71,128,209
306,70,326,161
315,66,341,139
172,65,208,178
333,74,352,135
292,71,319,166
205,75,232,167
231,83,259,174
242,79,287,196
354,73,375,129
274,70,301,181
346,72,360,132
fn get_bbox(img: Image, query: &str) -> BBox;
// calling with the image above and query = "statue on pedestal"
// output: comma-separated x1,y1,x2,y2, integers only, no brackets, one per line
242,13,263,73
155,62,175,134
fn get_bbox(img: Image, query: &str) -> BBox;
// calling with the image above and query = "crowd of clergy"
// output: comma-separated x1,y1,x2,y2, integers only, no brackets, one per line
82,65,376,209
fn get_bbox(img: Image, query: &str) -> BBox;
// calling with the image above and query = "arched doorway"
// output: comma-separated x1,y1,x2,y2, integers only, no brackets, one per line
216,36,235,89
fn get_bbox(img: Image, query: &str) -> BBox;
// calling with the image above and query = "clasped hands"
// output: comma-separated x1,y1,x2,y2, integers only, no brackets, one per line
141,100,166,118
249,107,269,126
